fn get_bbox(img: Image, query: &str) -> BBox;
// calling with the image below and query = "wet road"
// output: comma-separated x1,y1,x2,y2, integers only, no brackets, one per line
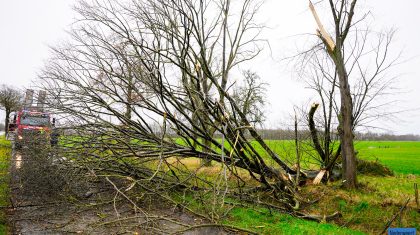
8,149,226,235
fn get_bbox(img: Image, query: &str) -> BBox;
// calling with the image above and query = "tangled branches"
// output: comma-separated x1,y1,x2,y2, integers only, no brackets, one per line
38,0,304,218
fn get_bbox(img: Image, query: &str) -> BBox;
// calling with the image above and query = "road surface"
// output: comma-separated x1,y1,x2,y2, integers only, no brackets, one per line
8,148,226,234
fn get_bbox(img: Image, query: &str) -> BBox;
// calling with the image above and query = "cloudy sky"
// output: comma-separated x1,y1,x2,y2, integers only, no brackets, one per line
0,0,419,134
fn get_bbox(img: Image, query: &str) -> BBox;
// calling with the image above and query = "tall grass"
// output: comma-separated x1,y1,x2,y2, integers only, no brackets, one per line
0,136,11,233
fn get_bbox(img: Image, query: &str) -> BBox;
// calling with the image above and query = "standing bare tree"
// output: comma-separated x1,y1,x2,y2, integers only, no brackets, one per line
307,0,360,188
0,85,22,136
232,70,267,127
303,1,401,187
297,31,395,169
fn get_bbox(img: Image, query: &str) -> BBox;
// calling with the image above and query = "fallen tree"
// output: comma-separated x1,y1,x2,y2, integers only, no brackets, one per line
39,0,307,216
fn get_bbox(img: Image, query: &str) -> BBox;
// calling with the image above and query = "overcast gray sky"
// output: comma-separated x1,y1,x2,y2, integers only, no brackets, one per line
1,0,419,134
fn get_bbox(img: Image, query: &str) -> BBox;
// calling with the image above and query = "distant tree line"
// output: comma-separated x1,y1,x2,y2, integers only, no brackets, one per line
253,129,420,141
355,132,420,141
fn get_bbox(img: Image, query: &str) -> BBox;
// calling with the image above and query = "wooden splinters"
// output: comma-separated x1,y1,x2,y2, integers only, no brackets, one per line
309,1,336,51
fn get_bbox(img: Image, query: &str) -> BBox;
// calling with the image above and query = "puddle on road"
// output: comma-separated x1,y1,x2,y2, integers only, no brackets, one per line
15,153,22,169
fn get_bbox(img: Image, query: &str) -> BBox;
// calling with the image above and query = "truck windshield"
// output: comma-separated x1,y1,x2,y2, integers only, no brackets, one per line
20,115,50,127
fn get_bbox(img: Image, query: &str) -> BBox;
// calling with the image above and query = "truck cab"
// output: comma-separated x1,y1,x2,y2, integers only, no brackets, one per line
8,110,56,149
6,89,58,149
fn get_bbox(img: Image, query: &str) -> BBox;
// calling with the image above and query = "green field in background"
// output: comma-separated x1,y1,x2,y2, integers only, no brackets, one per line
67,135,420,175
354,141,420,175
260,140,420,175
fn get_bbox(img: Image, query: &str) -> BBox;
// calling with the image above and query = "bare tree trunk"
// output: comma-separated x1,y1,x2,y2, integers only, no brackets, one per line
294,110,300,188
335,58,357,188
309,0,358,188
202,138,212,167
125,65,133,120
125,85,132,120
4,109,10,136
308,103,326,164
0,85,22,136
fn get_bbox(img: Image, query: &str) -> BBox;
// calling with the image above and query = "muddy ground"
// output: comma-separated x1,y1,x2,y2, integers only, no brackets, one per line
7,149,228,235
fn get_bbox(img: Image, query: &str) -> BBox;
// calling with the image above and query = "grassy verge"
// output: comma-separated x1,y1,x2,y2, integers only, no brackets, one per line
170,190,364,234
175,173,419,234
155,140,420,234
165,159,418,234
300,174,419,234
0,136,11,234
224,207,365,235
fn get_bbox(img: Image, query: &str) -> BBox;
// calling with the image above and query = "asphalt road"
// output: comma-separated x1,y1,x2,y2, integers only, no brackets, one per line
7,148,226,235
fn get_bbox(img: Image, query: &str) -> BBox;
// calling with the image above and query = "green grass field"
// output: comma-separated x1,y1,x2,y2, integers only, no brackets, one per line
250,140,420,175
79,136,420,174
0,136,11,234
354,141,420,175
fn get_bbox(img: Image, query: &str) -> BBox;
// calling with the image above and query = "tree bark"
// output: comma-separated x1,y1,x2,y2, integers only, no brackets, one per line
201,138,212,167
4,109,10,136
309,0,358,188
308,103,326,164
334,50,357,188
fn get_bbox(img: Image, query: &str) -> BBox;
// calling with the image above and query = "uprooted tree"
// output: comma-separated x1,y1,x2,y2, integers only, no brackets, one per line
39,0,313,217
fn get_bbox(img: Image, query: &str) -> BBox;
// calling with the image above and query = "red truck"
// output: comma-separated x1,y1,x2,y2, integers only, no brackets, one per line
8,110,56,149
7,90,58,149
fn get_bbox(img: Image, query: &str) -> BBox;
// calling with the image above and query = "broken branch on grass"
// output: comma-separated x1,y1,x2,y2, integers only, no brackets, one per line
380,198,410,234
171,223,259,235
415,183,419,211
